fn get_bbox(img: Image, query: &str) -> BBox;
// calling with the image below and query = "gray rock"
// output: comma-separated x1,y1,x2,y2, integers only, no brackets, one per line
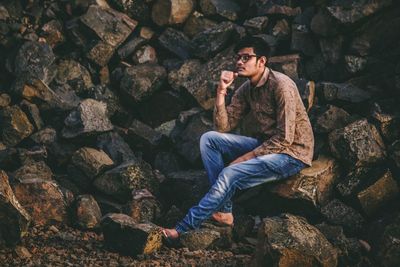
126,119,165,152
310,9,338,37
328,119,386,166
253,0,301,17
74,194,102,229
20,100,43,131
0,105,34,147
30,127,57,146
158,28,193,59
319,35,344,64
243,16,268,35
117,37,147,59
120,64,167,103
108,0,151,22
154,151,182,175
180,229,221,250
315,105,352,133
199,0,241,21
183,11,217,38
71,147,114,178
0,170,31,246
320,82,371,103
93,160,159,202
291,25,319,56
123,189,161,223
253,214,338,267
96,132,136,165
101,213,162,256
336,166,378,198
168,59,202,91
344,55,368,74
62,99,113,138
268,54,301,80
87,85,125,118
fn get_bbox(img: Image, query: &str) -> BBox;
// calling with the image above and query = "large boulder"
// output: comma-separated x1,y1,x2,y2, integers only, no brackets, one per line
253,213,338,267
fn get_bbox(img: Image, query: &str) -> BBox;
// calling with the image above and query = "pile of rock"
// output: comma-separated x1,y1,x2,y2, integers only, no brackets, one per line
0,0,400,266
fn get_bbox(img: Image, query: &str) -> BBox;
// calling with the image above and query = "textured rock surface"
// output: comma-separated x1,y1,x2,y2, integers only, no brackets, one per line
0,105,34,147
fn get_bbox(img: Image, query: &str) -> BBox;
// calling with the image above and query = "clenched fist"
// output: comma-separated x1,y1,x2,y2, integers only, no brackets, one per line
218,70,238,95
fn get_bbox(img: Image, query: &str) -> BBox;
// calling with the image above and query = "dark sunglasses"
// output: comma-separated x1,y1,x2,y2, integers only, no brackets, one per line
235,54,258,63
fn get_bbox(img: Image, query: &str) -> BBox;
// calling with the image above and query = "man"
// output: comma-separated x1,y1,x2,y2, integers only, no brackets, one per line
162,36,314,242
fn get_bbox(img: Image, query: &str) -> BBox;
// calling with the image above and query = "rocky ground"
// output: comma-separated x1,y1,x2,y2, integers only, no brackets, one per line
0,224,252,266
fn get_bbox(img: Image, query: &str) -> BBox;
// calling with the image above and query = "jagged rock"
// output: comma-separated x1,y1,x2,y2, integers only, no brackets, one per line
175,113,213,165
326,0,393,24
253,213,338,267
328,119,386,166
126,119,165,153
335,166,380,198
137,90,186,128
123,189,161,223
390,140,400,168
132,45,157,64
371,103,400,143
94,195,124,215
344,55,367,74
154,151,183,175
269,155,340,209
96,132,135,165
357,170,399,216
62,99,113,138
20,100,43,131
14,41,55,83
0,105,34,147
232,214,255,241
168,59,202,91
161,170,209,211
243,16,268,35
13,178,68,225
80,5,137,48
269,54,300,80
201,222,233,249
183,11,217,38
93,160,159,202
199,0,241,21
191,21,237,60
319,35,344,64
0,93,11,107
12,161,53,182
52,59,93,96
108,0,151,22
272,19,290,41
253,0,301,17
315,105,352,133
162,205,184,228
101,213,162,256
291,25,318,56
0,170,31,246
30,127,57,146
119,64,167,103
180,229,221,251
158,28,193,59
151,0,194,26
320,82,371,103
155,120,177,138
0,5,10,20
376,214,400,267
117,37,147,59
74,194,102,229
71,147,114,178
321,199,365,233
40,20,65,48
310,9,338,37
87,85,125,118
86,41,115,66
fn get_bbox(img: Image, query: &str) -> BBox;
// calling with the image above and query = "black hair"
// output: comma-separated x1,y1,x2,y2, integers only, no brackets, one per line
234,36,271,58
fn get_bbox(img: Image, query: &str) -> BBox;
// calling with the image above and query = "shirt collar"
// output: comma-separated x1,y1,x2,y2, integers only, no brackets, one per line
255,67,271,88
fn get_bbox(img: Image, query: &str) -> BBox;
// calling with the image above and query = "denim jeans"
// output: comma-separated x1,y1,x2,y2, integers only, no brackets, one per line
175,131,306,233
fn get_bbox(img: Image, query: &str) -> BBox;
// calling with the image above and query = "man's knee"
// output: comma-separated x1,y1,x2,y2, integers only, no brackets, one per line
200,131,222,149
217,166,238,190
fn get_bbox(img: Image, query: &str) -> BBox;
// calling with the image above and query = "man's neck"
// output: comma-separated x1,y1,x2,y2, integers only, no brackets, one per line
250,67,268,87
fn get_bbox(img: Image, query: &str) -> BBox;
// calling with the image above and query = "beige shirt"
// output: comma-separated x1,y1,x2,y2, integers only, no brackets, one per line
214,68,314,166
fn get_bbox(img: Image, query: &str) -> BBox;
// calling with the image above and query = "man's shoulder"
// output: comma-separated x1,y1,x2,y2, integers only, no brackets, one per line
270,69,297,90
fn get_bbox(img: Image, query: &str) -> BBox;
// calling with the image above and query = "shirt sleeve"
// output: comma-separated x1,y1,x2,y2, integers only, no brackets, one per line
253,85,297,156
213,85,248,133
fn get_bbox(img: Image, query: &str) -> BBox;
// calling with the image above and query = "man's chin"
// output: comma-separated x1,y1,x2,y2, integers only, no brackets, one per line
237,71,249,78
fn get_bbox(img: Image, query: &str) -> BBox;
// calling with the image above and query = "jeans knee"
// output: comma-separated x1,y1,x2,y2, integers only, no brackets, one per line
200,131,220,149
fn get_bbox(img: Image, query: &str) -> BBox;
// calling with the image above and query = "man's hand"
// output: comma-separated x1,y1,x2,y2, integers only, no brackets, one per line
229,151,256,166
218,71,238,95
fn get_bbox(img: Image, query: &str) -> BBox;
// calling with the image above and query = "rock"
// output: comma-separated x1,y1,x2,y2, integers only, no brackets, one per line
140,27,154,40
132,45,157,64
87,85,125,118
20,100,43,131
319,35,344,64
328,119,386,167
290,26,318,56
93,160,159,202
0,93,11,108
117,37,147,59
151,0,194,26
0,148,21,172
74,194,102,229
191,21,237,60
154,151,183,175
294,78,315,112
30,127,57,146
389,140,400,168
344,55,367,74
94,194,124,215
243,16,268,35
14,245,32,258
101,213,162,256
357,169,399,216
86,41,115,66
119,64,167,103
336,166,381,198
310,9,339,37
161,170,209,211
201,222,233,249
0,105,34,147
180,229,221,251
126,119,165,153
96,132,135,165
108,0,151,22
315,105,352,133
253,0,301,17
371,103,400,143
326,0,393,24
321,199,365,233
40,20,65,48
12,161,53,182
232,214,255,241
183,11,217,38
14,41,55,83
155,120,177,139
268,54,300,80
376,214,400,267
320,82,371,103
71,147,114,178
272,19,290,41
162,205,184,228
13,178,68,225
80,5,137,48
168,59,202,91
0,170,31,246
158,28,193,60
175,113,213,165
62,99,113,138
52,59,93,97
253,213,338,267
199,0,241,21
123,189,161,223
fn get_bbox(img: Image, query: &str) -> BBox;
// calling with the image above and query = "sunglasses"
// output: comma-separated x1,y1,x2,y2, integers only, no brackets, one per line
235,54,259,63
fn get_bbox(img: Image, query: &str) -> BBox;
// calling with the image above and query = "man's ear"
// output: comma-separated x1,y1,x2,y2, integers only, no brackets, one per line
258,56,267,67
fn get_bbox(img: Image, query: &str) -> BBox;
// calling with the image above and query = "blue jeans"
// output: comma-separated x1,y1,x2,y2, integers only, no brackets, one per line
175,131,306,233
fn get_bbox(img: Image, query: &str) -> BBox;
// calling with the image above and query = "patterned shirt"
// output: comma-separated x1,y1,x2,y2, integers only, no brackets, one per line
214,68,314,166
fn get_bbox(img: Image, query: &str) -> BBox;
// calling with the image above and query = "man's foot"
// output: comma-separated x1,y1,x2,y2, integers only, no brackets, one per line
161,228,179,247
211,212,234,226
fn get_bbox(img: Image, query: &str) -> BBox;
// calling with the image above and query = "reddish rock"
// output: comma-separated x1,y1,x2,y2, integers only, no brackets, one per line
12,161,53,182
74,194,102,229
0,105,34,147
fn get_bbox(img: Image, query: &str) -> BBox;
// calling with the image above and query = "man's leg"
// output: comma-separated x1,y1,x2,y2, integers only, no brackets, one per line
199,131,261,213
175,153,305,233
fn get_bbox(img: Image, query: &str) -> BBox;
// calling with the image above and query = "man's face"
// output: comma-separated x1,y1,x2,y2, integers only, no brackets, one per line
235,47,266,77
